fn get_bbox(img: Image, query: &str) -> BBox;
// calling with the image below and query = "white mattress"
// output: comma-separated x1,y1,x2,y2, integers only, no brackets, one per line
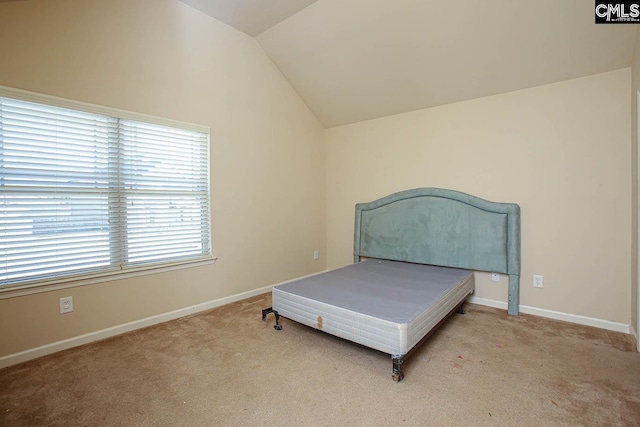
272,259,474,356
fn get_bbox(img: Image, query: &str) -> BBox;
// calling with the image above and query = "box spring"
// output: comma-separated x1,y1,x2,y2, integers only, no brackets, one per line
272,259,474,356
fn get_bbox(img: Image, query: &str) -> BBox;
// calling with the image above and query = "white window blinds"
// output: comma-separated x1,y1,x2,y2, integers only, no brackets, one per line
0,95,211,289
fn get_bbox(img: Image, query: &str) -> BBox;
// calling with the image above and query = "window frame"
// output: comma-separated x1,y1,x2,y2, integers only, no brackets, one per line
0,85,215,299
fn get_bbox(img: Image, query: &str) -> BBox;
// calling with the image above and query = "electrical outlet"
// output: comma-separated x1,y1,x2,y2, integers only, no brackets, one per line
313,250,319,260
491,272,500,282
533,275,543,288
59,296,73,314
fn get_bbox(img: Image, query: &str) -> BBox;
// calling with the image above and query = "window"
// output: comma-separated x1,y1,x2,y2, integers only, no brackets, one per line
0,89,211,291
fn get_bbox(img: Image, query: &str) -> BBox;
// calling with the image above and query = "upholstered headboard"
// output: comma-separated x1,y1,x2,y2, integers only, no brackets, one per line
354,188,521,315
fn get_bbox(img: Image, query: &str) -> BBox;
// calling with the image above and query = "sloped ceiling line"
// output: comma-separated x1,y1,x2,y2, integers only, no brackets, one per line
185,0,637,127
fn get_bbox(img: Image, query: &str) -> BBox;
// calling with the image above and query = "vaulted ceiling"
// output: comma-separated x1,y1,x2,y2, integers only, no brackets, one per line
180,0,637,127
179,0,319,37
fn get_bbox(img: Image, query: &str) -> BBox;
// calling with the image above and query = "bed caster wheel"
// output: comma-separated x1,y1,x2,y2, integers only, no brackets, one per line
274,325,282,331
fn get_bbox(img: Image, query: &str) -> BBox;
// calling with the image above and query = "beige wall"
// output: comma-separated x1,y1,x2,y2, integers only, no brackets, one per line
326,69,632,324
0,0,326,358
632,28,640,341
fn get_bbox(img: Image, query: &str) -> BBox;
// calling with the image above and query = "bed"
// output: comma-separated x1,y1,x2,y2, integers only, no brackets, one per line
262,188,520,381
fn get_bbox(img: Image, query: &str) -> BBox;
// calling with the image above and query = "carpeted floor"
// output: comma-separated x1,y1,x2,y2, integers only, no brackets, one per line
1,293,639,426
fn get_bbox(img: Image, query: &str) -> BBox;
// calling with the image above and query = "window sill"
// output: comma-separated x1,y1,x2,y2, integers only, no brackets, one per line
0,257,218,300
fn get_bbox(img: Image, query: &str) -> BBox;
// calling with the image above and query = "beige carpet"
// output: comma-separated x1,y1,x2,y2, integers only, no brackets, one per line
1,293,639,426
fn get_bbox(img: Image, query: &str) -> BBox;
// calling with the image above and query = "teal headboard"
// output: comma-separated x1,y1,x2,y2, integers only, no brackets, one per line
354,188,521,315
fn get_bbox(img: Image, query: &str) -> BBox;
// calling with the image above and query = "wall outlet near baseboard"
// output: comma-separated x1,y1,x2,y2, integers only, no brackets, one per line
59,296,73,314
533,275,543,288
313,250,319,260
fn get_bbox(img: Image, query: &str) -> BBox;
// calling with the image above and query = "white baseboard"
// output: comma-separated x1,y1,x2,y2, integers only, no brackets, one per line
630,325,639,351
0,270,326,369
2,276,631,369
468,296,631,334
